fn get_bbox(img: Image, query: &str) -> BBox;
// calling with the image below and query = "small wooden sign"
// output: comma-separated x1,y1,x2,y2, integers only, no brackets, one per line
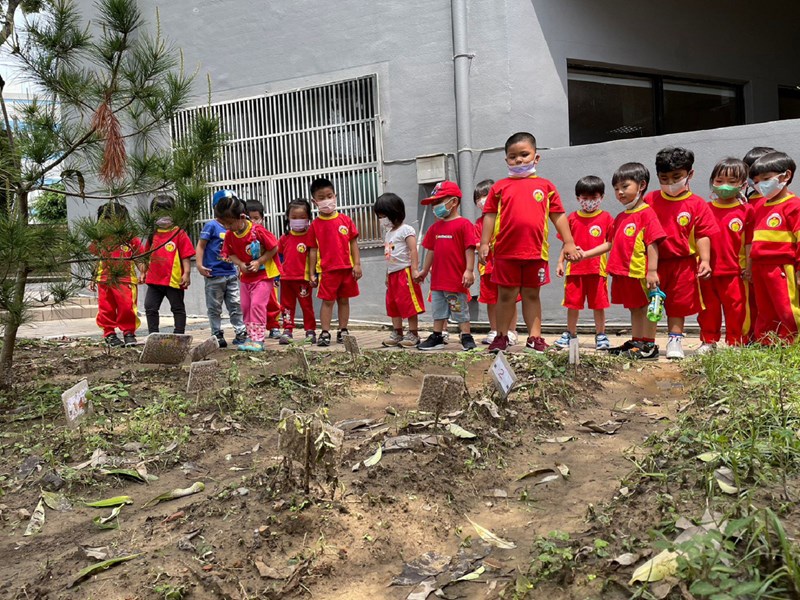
418,374,464,413
289,346,310,376
190,336,220,363
342,334,361,359
140,333,193,365
186,359,219,394
61,379,93,428
568,338,580,365
489,351,517,398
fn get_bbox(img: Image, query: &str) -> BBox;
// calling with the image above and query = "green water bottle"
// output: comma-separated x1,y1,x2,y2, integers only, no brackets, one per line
647,287,666,322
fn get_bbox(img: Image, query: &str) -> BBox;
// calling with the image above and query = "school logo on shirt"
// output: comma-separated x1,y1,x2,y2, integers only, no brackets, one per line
767,213,783,228
676,211,691,227
296,243,307,254
532,189,545,203
728,218,743,233
338,225,349,236
165,241,176,252
624,223,637,237
589,225,602,238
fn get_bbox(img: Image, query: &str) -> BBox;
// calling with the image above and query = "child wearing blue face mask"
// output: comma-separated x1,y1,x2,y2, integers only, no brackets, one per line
416,181,478,351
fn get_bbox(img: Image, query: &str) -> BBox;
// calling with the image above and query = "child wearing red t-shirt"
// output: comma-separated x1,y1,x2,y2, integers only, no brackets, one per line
143,195,195,335
247,200,283,340
480,132,577,353
217,195,278,352
307,178,362,347
574,163,666,359
278,198,317,345
697,158,753,353
90,202,144,347
555,176,613,351
745,151,800,343
645,147,720,359
417,181,477,351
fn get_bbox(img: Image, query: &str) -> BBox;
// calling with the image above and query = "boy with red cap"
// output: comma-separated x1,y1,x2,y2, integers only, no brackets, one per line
480,131,577,352
417,181,478,351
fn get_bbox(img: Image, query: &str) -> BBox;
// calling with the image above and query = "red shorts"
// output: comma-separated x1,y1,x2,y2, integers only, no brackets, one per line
491,258,550,288
657,256,702,317
386,268,425,318
563,274,610,310
611,275,649,309
479,275,498,304
317,268,360,301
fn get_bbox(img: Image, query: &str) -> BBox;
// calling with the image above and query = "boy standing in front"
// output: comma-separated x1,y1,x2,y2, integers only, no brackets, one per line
417,181,477,351
644,147,719,359
480,132,577,353
307,177,362,347
196,190,247,348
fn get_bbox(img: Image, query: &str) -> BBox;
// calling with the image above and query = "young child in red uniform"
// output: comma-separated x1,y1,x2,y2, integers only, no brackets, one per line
574,163,666,359
246,200,282,340
417,181,477,351
697,158,752,353
745,151,800,342
217,194,278,352
374,192,425,348
307,177,362,347
480,132,577,353
91,202,143,347
555,176,613,351
645,147,719,359
474,179,519,346
743,147,776,203
277,198,317,345
143,195,195,335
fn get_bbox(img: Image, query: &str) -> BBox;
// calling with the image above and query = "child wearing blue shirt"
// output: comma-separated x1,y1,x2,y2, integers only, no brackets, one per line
196,190,247,347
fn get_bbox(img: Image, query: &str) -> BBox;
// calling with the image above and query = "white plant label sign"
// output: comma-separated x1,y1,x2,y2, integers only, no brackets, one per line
61,379,92,428
490,352,516,398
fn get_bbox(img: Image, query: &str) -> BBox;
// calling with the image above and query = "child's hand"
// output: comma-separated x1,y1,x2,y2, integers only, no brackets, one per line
462,269,475,288
646,269,660,290
246,260,260,273
415,269,428,283
556,263,565,278
180,272,191,288
562,241,578,261
353,264,363,280
197,264,211,278
741,268,752,282
411,267,420,281
697,260,712,279
309,274,318,288
568,247,584,262
478,243,490,265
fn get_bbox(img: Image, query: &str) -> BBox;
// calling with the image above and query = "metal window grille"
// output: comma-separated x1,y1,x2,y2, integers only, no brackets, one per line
171,75,383,244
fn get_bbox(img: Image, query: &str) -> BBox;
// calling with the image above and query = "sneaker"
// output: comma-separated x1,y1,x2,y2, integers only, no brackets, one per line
508,331,518,346
400,332,420,347
242,340,264,352
624,341,659,360
418,332,446,351
483,330,497,345
666,335,685,360
305,330,317,344
279,331,293,345
268,328,281,339
213,331,227,349
104,333,123,348
442,331,450,344
553,331,576,349
595,333,610,351
696,342,717,355
237,339,253,351
123,333,138,347
232,331,247,346
525,336,549,352
337,329,349,344
318,331,332,347
382,331,403,347
487,334,510,353
461,333,477,351
608,339,635,356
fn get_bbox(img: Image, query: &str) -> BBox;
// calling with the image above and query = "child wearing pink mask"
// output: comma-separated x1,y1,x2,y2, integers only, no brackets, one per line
277,198,317,345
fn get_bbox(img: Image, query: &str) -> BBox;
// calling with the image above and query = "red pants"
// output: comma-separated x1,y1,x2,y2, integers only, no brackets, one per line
96,282,139,336
267,284,281,329
657,257,702,317
280,279,317,332
751,263,800,343
698,275,750,345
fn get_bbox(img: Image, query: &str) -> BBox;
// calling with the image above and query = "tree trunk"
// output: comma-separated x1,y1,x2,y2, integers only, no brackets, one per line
0,264,29,389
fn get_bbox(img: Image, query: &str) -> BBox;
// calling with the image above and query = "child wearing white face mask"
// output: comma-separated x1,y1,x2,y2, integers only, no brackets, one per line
555,176,614,351
307,177,362,347
277,198,317,345
373,192,425,348
746,151,800,343
644,146,720,359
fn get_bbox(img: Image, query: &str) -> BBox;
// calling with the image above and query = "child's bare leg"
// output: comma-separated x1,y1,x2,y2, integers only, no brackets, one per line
520,287,542,337
630,307,647,339
593,309,606,334
508,304,519,332
433,318,448,333
391,316,403,331
459,321,471,334
321,299,335,331
487,303,498,331
667,316,684,336
496,287,519,335
408,315,419,333
337,297,350,330
567,308,579,334
644,318,658,341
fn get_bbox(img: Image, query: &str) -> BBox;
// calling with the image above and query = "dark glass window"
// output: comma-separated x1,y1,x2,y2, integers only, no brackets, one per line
568,66,744,146
778,86,800,120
